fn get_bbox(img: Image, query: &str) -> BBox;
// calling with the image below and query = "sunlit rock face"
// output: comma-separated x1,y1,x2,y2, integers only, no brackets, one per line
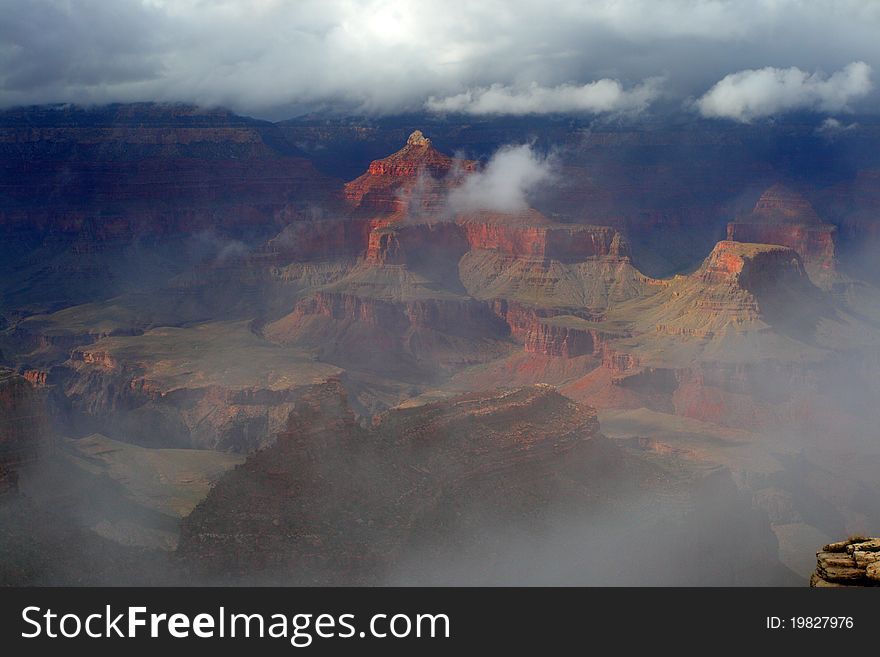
344,130,477,220
263,132,647,386
561,238,880,430
811,537,880,587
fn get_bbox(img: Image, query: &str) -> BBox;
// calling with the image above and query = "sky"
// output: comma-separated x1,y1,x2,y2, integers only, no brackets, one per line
1,0,879,121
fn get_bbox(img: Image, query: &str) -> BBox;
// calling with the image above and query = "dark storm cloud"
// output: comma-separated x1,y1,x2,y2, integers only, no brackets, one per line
1,1,879,120
0,0,167,95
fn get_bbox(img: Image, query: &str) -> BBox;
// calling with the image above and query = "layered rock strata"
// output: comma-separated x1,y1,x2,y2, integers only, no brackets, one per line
810,537,880,587
727,184,837,282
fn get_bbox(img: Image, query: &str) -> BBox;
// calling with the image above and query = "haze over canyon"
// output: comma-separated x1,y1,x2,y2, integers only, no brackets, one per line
1,102,879,584
2,1,880,586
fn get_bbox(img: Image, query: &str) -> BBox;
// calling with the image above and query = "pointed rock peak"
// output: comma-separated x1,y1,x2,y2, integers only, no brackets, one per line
750,183,822,224
406,130,431,147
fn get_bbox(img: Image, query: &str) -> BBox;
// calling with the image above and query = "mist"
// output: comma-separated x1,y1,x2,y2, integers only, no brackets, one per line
447,144,555,214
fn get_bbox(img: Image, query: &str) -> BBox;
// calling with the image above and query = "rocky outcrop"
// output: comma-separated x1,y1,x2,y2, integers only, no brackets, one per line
278,291,412,333
177,382,616,583
364,221,469,266
602,349,641,374
748,184,823,224
176,380,799,585
59,362,317,452
346,132,635,277
653,241,819,336
0,369,47,495
459,214,628,261
560,239,862,428
726,223,835,272
262,136,646,374
8,322,144,359
264,290,511,376
727,185,837,281
50,322,346,452
462,249,658,318
700,240,803,285
363,212,629,269
810,537,880,587
524,320,600,358
344,130,476,218
486,301,616,359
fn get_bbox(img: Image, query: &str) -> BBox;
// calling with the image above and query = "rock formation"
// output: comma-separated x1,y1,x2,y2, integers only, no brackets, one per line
561,240,880,428
0,103,343,314
5,110,877,585
344,129,476,220
810,537,880,587
0,369,47,495
264,131,650,384
0,104,340,238
727,184,837,285
177,382,617,583
654,240,821,334
56,322,344,451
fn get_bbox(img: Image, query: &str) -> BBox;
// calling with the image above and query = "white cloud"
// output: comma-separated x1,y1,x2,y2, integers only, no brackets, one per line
447,144,554,213
2,1,880,117
425,78,661,115
696,62,873,122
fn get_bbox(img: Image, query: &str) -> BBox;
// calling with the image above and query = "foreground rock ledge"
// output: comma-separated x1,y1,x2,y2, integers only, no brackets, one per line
810,537,880,587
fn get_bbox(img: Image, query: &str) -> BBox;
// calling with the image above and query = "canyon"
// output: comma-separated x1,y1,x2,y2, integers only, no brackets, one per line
3,105,880,584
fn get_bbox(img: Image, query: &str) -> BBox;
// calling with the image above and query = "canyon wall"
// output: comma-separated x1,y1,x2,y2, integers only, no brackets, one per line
0,369,48,495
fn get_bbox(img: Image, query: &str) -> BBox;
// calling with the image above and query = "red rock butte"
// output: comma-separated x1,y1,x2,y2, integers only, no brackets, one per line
344,130,477,218
727,184,836,280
